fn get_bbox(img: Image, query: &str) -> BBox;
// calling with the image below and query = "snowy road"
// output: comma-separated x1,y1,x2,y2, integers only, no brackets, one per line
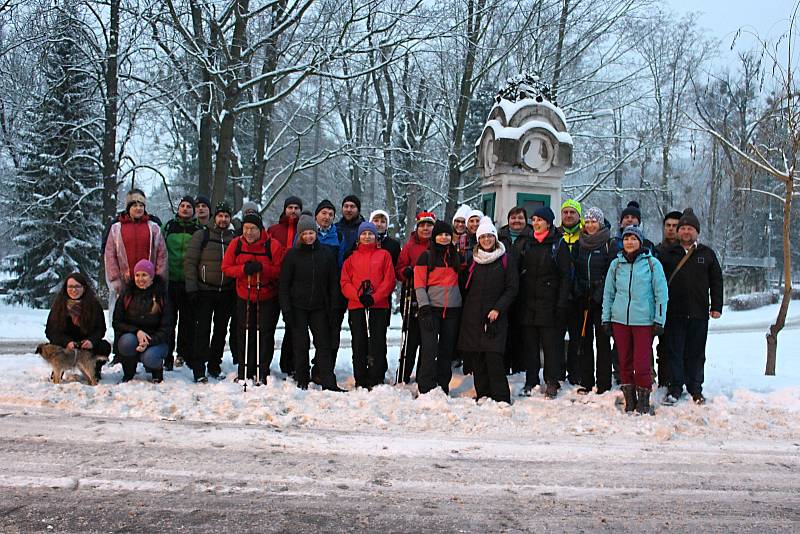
0,406,798,532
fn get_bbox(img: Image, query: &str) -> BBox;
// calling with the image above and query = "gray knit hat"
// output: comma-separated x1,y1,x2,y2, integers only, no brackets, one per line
296,212,316,236
584,207,604,223
622,225,643,244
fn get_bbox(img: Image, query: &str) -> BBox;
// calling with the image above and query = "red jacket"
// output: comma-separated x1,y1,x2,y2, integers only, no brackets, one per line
267,214,298,249
395,233,430,282
341,243,395,310
222,230,284,301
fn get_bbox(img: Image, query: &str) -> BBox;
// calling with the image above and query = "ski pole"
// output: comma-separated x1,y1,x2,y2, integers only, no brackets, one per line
256,272,261,386
243,275,251,392
396,279,412,384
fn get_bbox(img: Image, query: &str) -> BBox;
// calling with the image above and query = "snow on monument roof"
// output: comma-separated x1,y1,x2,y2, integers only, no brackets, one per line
483,118,573,146
491,97,568,131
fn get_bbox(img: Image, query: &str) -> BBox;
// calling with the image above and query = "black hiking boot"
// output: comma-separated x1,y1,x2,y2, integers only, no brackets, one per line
620,384,636,413
635,387,651,415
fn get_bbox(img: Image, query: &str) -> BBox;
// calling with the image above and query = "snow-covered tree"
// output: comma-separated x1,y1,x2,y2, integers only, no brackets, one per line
2,10,102,308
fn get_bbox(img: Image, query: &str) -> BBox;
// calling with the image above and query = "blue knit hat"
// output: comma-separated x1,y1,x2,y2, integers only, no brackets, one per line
532,206,555,227
622,225,643,244
357,221,378,238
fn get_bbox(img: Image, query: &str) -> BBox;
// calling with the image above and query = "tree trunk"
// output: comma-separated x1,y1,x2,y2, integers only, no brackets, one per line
765,176,793,375
190,0,214,197
550,0,570,102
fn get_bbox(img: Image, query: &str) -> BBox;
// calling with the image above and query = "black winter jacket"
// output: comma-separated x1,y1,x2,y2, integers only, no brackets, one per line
377,233,401,266
498,224,534,264
45,299,107,349
520,230,571,326
572,231,613,305
183,225,236,292
659,243,724,319
279,241,339,314
112,278,173,352
457,251,519,354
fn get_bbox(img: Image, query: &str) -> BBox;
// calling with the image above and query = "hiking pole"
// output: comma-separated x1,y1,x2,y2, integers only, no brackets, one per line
359,280,374,369
255,272,262,386
396,279,412,385
243,275,251,392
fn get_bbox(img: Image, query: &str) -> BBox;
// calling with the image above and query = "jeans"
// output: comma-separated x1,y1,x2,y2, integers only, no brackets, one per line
117,332,168,377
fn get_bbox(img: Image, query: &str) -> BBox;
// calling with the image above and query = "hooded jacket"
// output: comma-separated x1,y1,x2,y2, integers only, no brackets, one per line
268,213,299,249
414,244,462,313
183,225,236,292
602,249,669,326
163,217,203,281
520,229,571,326
340,242,395,310
112,277,173,352
658,242,723,319
221,230,284,301
279,240,339,314
396,232,430,283
104,214,168,294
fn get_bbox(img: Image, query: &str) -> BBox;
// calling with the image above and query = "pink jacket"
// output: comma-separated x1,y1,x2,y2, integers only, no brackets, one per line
104,219,168,293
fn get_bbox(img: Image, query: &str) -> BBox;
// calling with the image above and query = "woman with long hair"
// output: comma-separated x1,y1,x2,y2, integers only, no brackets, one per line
45,272,111,381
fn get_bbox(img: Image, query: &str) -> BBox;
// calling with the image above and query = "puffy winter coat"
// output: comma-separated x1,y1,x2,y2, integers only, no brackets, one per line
602,250,669,327
221,230,284,301
112,278,173,352
572,228,613,305
104,214,168,294
377,233,401,266
520,230,571,326
498,224,534,263
279,241,339,314
183,225,236,292
268,213,299,249
658,243,723,319
457,247,519,353
414,244,462,313
340,242,395,310
396,233,430,283
45,298,107,349
163,217,203,282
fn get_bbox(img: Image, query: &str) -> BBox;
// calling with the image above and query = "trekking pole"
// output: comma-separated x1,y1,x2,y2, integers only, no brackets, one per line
359,280,374,368
575,295,591,362
395,279,412,385
255,272,262,386
243,275,251,392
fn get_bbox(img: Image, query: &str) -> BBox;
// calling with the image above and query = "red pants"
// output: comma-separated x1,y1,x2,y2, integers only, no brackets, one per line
612,323,652,389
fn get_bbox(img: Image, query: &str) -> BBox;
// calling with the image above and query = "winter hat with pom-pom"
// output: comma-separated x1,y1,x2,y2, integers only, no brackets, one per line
620,200,641,223
678,208,701,233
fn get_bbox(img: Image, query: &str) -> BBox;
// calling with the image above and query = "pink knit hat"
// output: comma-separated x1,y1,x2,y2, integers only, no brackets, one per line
133,259,155,278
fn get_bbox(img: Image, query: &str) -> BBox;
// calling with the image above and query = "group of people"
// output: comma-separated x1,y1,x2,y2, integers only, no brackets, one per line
43,188,723,413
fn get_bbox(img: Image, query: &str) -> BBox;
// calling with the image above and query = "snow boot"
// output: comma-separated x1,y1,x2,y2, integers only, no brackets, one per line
691,392,706,405
150,368,164,384
544,382,559,399
635,386,651,415
620,384,636,413
519,384,537,397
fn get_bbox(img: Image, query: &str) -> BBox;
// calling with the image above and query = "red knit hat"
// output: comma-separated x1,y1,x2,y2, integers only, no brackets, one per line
415,211,436,227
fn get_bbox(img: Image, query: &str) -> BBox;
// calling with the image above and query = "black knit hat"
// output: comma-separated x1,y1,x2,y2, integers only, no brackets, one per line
342,194,361,211
315,199,336,216
195,195,211,207
620,200,641,223
678,208,701,233
664,210,683,223
432,220,453,239
242,213,264,230
532,206,555,228
214,202,232,216
179,195,195,208
284,195,303,210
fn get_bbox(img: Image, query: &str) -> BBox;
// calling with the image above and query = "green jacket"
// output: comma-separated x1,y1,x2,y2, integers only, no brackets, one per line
163,217,202,281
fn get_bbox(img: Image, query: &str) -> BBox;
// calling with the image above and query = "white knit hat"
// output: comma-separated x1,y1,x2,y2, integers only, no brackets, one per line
467,209,484,221
369,209,390,223
452,204,472,224
476,216,497,238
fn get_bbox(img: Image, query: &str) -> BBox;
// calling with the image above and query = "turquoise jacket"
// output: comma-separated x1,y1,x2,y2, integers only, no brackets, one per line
602,250,668,326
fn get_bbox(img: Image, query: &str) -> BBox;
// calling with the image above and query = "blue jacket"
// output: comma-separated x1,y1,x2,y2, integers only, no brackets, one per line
317,223,345,268
602,250,668,326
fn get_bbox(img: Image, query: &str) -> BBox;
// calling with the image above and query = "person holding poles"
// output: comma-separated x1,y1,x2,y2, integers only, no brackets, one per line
341,221,395,389
414,220,462,396
222,214,284,386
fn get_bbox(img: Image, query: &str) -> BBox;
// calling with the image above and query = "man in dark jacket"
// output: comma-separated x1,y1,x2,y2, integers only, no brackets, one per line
498,206,533,373
653,210,683,385
184,202,236,381
162,196,203,370
268,195,303,377
659,208,723,406
337,195,365,264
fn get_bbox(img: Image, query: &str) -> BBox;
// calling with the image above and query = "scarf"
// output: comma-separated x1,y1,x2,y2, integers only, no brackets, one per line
472,241,506,265
66,298,82,325
509,228,520,244
533,229,549,243
579,227,611,251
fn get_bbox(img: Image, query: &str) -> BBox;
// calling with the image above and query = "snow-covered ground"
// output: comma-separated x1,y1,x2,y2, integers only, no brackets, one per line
0,301,797,444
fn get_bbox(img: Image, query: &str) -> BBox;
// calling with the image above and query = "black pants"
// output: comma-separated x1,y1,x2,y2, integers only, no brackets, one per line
665,316,709,396
235,297,280,381
577,301,612,391
655,335,669,386
192,290,235,378
417,308,461,395
503,301,526,374
328,306,346,371
348,307,389,389
280,322,295,375
290,308,338,389
167,281,195,366
400,312,421,383
558,300,581,383
470,351,510,403
524,325,561,387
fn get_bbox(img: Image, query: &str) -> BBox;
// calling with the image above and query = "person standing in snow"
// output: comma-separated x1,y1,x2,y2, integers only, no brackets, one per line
653,210,683,386
268,195,304,377
46,273,112,382
183,202,236,382
602,226,668,414
519,207,571,399
571,207,613,395
194,195,212,228
414,221,462,395
395,211,436,383
104,189,168,316
113,259,172,384
341,222,396,389
369,209,401,266
221,214,284,383
162,195,203,370
337,195,365,263
458,217,518,404
451,204,472,257
279,213,342,391
498,206,534,374
659,208,723,406
555,198,583,385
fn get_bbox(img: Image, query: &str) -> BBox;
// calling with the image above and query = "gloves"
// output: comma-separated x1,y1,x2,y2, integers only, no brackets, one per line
359,293,374,308
603,322,613,337
403,266,413,280
652,323,664,336
243,261,262,276
417,305,434,331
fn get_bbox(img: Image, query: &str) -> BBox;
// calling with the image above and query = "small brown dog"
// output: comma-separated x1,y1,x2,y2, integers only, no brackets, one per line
35,343,106,386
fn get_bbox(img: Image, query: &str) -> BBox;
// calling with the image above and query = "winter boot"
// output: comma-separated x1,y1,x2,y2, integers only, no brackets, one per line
120,355,137,383
544,382,559,399
150,368,164,384
635,387,651,415
620,384,636,413
94,360,104,382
